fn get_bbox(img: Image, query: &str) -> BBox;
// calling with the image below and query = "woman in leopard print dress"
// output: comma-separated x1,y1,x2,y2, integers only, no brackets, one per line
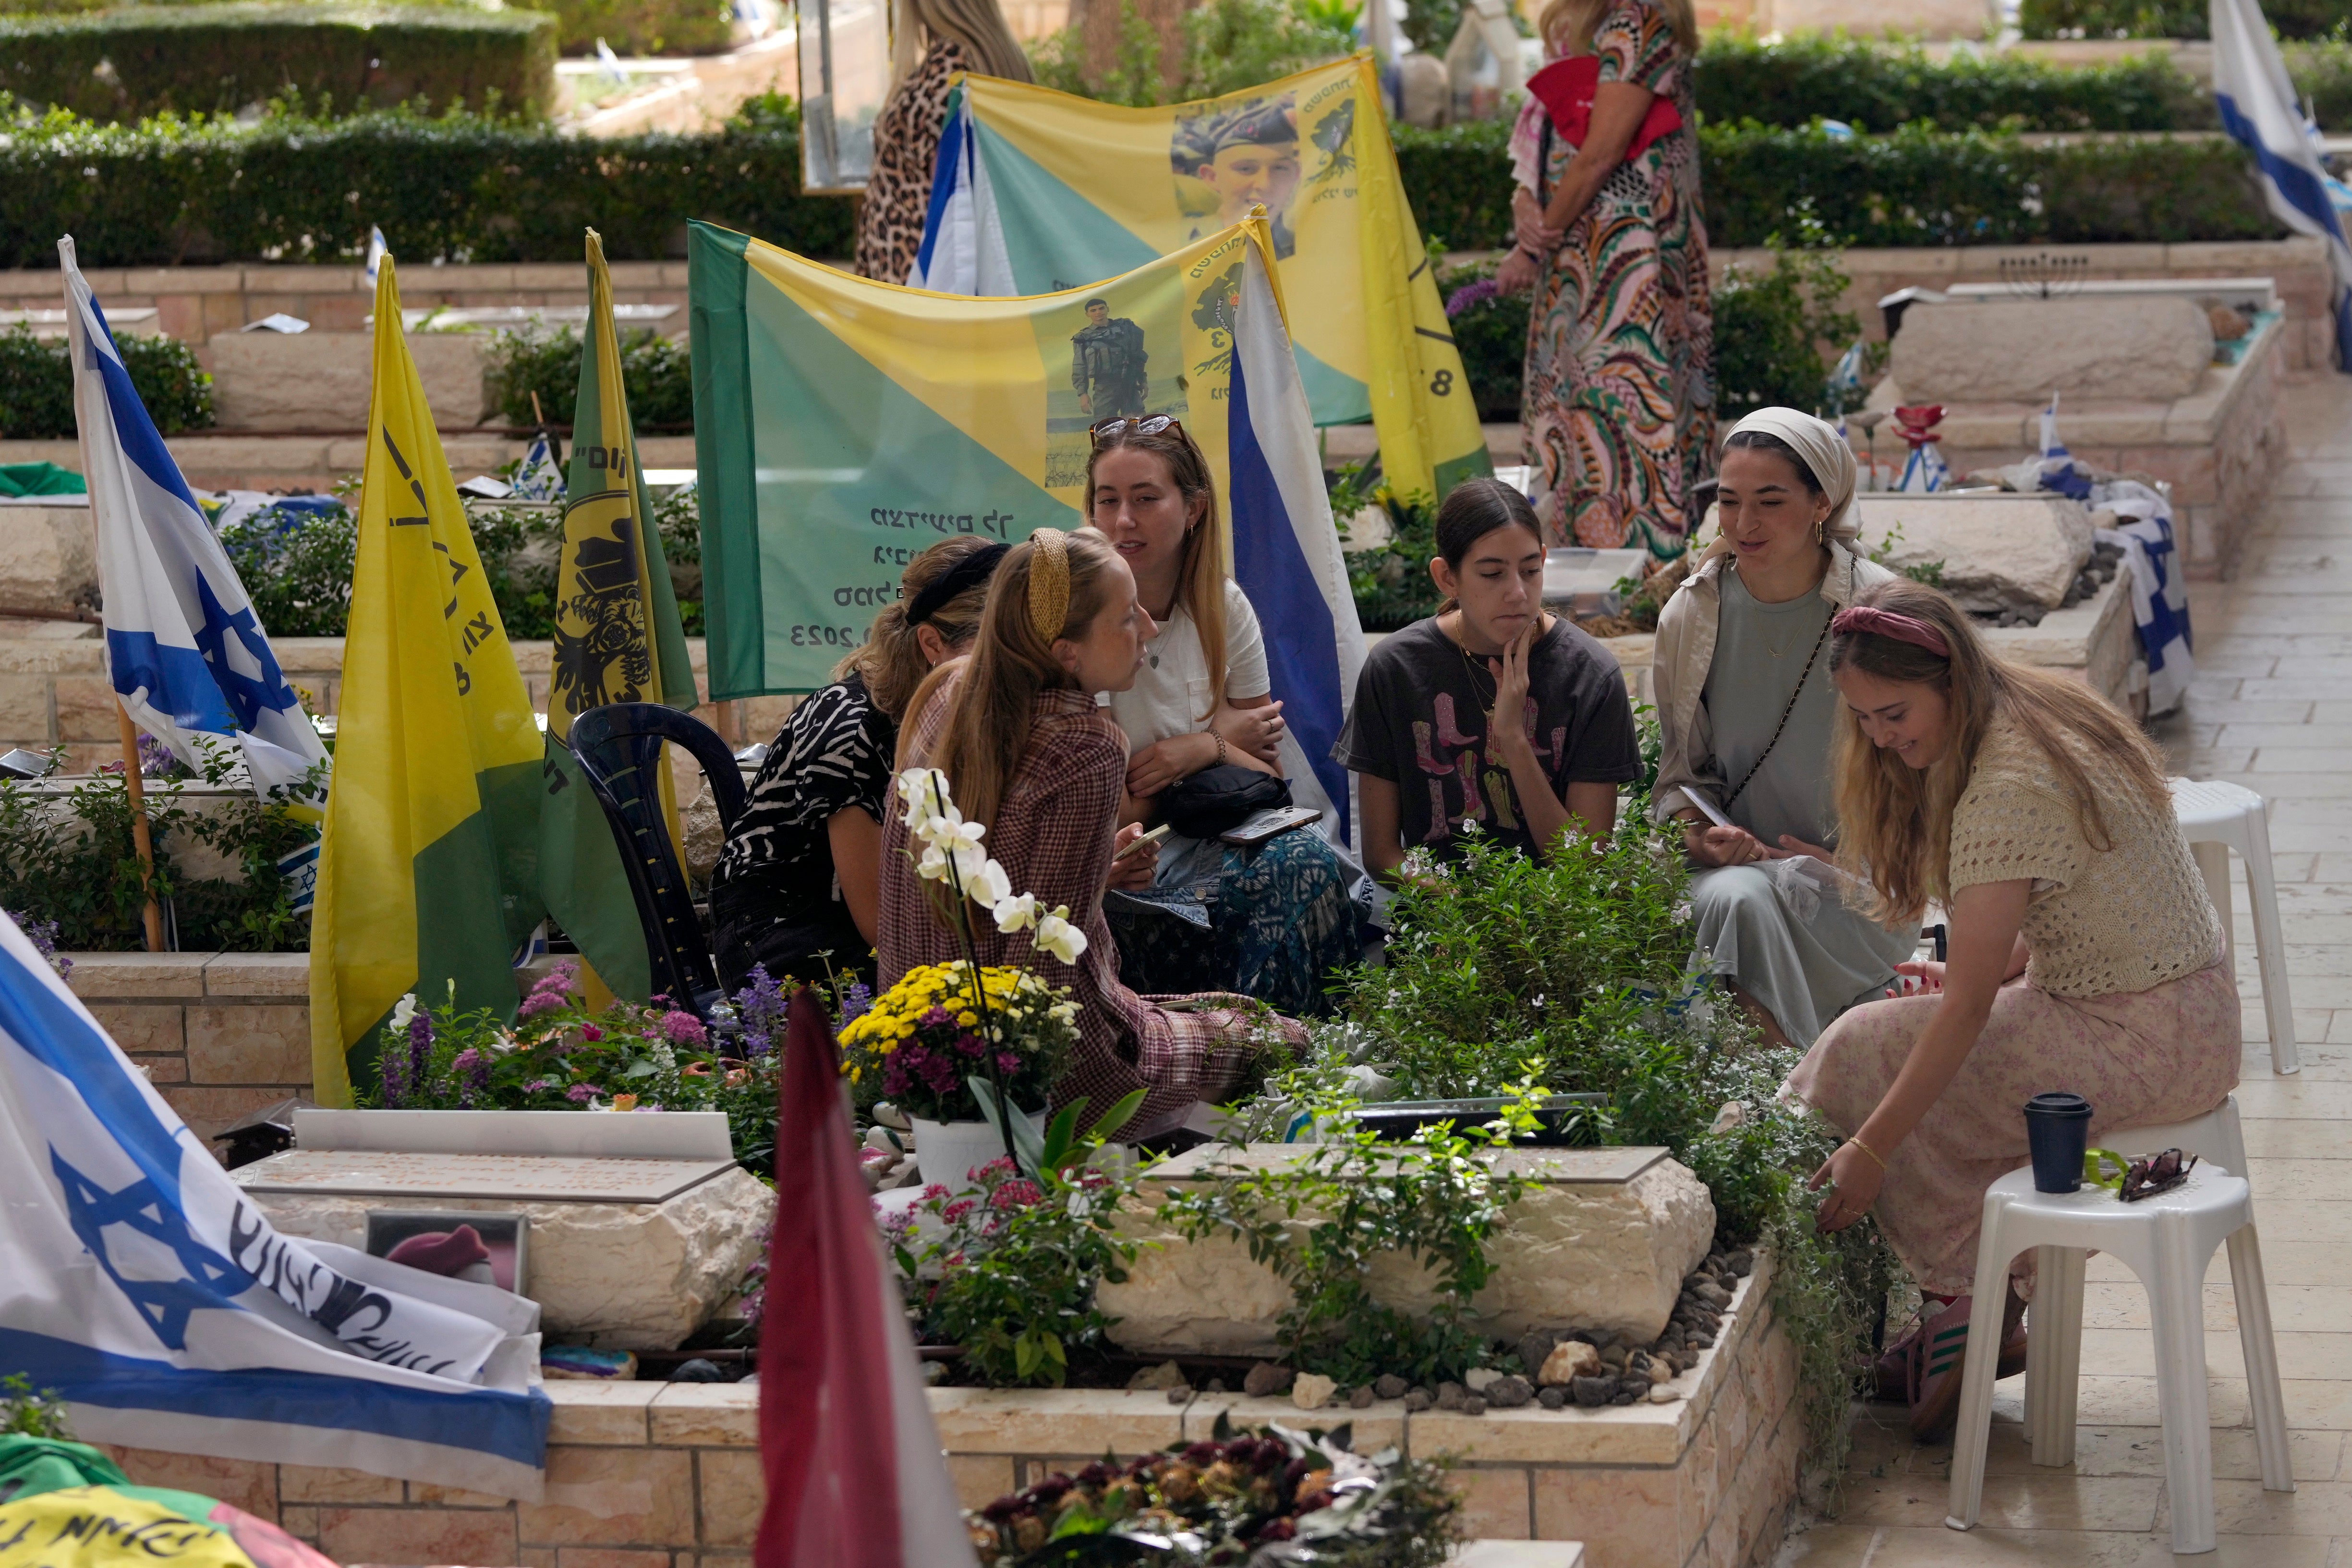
854,0,1032,283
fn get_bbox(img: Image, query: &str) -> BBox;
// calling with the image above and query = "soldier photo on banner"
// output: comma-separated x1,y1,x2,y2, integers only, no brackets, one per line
1173,94,1302,260
1070,296,1149,421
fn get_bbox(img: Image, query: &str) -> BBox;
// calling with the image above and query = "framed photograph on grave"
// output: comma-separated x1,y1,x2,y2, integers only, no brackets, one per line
366,1211,529,1295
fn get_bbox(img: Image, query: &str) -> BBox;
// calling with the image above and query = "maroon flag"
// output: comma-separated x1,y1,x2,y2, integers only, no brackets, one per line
756,987,970,1568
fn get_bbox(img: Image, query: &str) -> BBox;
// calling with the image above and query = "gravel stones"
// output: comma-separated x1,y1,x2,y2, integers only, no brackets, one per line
1403,1387,1434,1412
1349,1384,1378,1409
1464,1367,1503,1393
1243,1361,1295,1398
1483,1374,1533,1410
1373,1373,1409,1400
1538,1386,1568,1410
1538,1340,1602,1386
1292,1372,1337,1411
1435,1381,1467,1411
1462,1395,1489,1416
1127,1360,1188,1392
1570,1375,1615,1409
1515,1331,1557,1381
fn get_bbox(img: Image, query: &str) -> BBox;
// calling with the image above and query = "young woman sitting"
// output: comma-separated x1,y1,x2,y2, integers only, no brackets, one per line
1336,478,1641,877
879,527,1305,1139
1650,408,1919,1049
708,535,1008,990
1788,579,2236,1438
1090,415,1358,1016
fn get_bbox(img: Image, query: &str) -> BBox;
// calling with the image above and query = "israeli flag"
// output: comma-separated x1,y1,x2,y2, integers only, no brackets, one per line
61,237,331,801
2213,0,2352,367
0,911,551,1496
909,96,1014,292
2094,479,2196,718
510,430,565,501
1230,239,1367,839
364,225,389,286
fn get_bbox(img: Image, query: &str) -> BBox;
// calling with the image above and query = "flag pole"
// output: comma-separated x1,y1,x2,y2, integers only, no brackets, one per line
115,697,165,953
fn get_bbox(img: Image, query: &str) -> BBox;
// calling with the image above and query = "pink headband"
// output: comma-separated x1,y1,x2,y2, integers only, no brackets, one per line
1831,605,1951,659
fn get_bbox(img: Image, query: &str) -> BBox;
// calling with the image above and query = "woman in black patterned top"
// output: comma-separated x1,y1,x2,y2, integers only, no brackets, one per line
709,537,1010,988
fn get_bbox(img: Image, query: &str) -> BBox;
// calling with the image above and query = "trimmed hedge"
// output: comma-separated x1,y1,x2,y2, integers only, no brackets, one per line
0,98,2285,268
1692,35,2207,131
0,99,853,267
2020,0,2349,37
1393,118,2282,253
528,0,729,58
0,324,215,439
0,6,558,121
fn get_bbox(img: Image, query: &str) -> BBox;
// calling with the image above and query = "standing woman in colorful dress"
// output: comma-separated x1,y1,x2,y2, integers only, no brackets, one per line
1495,0,1713,557
853,0,1032,284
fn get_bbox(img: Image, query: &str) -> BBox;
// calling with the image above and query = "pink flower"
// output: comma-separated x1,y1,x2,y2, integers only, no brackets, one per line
517,990,565,1019
567,1083,602,1103
989,1179,1043,1211
581,1023,605,1042
919,1183,951,1203
977,1156,1017,1179
662,1009,709,1047
942,1198,979,1224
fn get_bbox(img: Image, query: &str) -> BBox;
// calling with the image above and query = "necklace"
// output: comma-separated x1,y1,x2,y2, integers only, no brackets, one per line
1452,621,1499,726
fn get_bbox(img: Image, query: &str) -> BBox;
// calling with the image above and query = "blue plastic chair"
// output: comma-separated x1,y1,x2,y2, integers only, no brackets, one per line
560,702,748,1030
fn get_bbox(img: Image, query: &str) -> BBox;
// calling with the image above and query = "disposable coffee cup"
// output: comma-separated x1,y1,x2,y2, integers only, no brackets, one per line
2023,1092,2094,1193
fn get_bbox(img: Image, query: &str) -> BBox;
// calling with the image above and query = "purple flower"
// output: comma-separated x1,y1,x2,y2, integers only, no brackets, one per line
451,1047,489,1106
951,1031,984,1058
734,963,787,1058
567,1082,602,1103
407,1010,433,1096
523,1077,556,1094
1444,276,1500,318
918,1053,958,1092
838,980,873,1026
517,990,565,1020
661,1009,708,1047
996,1051,1021,1076
882,1057,912,1098
921,1005,954,1028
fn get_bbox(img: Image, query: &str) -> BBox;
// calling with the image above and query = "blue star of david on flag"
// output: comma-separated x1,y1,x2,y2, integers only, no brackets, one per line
52,1152,245,1351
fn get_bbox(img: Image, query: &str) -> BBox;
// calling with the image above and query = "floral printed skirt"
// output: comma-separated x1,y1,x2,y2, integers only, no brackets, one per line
1781,962,2241,1297
1111,830,1357,1020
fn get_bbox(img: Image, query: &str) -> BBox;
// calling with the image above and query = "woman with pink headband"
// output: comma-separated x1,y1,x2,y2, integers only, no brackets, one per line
1788,578,2235,1438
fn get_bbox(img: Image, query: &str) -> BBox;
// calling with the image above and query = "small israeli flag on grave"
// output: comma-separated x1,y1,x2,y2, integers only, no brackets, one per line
0,909,551,1496
61,236,332,803
364,225,389,285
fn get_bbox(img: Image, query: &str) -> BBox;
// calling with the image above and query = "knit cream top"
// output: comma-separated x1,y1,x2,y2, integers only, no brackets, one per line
1947,716,2222,998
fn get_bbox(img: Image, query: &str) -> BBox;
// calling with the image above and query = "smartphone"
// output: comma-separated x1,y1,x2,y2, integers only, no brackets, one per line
1219,806,1322,847
1114,823,1173,862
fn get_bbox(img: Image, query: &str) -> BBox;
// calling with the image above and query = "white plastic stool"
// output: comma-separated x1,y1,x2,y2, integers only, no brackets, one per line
2172,777,2299,1075
1947,1098,2291,1555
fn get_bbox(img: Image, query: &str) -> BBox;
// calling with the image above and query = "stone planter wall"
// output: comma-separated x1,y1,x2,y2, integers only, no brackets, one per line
110,1255,1799,1568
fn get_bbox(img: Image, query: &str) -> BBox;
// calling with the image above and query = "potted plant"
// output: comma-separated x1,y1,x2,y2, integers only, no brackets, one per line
839,768,1093,1189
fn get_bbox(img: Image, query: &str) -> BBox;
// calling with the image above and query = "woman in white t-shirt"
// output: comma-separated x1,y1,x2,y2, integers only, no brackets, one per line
1089,415,1358,1016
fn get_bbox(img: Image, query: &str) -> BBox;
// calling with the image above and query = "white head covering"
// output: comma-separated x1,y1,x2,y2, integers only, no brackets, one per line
1720,407,1860,546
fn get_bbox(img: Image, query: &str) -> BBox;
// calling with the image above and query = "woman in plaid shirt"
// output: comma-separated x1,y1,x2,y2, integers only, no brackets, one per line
879,528,1306,1139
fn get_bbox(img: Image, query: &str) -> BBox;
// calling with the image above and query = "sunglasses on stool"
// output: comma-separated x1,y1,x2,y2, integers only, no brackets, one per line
1090,415,1184,444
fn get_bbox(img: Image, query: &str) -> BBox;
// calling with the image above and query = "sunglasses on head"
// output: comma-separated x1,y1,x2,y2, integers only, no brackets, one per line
1090,415,1184,444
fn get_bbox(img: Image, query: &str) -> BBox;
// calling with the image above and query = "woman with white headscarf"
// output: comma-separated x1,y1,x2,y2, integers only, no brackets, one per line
1649,407,1916,1048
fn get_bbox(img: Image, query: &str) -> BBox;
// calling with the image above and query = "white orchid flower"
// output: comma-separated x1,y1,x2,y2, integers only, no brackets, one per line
1034,906,1089,964
926,809,987,859
970,858,1014,909
993,890,1040,933
896,769,953,834
390,993,416,1032
915,841,951,883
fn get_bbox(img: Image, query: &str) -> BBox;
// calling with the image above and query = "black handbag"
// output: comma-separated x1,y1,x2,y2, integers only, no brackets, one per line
1158,764,1291,839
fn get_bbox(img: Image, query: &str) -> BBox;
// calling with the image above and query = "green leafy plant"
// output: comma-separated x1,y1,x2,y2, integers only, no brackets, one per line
893,1127,1144,1386
1156,1078,1544,1386
1866,521,1949,588
482,322,693,430
0,322,214,440
0,753,322,953
1,1373,73,1439
1435,260,1528,423
1029,0,1353,106
1713,211,1864,419
1336,470,1443,633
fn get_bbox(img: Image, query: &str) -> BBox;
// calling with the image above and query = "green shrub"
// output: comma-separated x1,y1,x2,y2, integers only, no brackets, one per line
0,96,854,267
0,6,558,121
1029,0,1352,107
1434,261,1528,423
530,0,729,58
218,492,705,640
2021,0,2352,36
1391,118,1518,252
0,322,215,439
482,322,692,430
1694,33,2208,131
1713,225,1862,420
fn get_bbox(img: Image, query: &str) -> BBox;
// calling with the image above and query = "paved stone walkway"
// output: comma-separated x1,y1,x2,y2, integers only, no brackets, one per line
1782,371,2352,1568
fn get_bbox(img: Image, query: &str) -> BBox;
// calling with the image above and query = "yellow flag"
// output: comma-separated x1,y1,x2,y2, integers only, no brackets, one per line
308,255,547,1105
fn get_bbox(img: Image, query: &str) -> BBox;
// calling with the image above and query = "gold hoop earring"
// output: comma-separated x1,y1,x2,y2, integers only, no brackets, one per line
1814,515,1827,547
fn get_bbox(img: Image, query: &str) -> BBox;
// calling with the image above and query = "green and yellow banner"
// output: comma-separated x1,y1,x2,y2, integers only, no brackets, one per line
912,52,1490,502
691,214,1306,698
536,229,699,1003
309,256,546,1103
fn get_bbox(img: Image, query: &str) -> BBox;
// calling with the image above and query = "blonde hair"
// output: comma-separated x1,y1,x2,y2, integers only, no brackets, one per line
899,529,1123,830
1829,579,2172,925
1086,421,1224,721
891,0,1032,86
1538,0,1695,57
835,535,999,721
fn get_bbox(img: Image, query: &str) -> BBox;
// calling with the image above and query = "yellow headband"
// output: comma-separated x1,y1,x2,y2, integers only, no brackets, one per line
1027,528,1071,642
